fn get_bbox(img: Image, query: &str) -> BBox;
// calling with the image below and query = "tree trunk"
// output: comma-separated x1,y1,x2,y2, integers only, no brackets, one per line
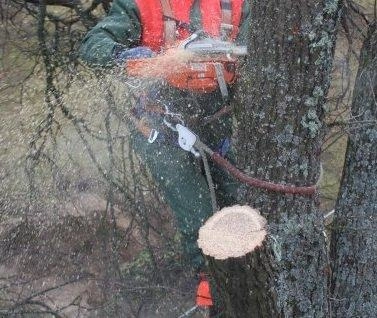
330,22,377,318
208,1,342,317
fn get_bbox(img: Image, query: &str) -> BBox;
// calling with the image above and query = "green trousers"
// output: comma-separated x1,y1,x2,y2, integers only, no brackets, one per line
130,89,238,270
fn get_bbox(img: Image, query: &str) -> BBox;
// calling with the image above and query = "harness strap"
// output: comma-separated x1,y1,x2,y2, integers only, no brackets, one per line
198,146,218,213
221,0,232,23
220,0,233,39
160,0,176,45
230,0,243,40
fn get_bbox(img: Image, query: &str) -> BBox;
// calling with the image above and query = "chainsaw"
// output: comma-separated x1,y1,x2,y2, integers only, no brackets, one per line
125,32,248,98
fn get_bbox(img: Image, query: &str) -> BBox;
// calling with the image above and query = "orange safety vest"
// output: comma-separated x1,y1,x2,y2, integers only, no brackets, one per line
129,0,245,94
134,0,244,52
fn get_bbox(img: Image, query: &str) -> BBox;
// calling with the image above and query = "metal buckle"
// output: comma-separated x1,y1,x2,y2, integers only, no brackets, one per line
148,129,159,143
220,23,233,40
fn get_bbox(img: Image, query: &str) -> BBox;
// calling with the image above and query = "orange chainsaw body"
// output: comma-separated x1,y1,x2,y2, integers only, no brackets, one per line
126,57,237,93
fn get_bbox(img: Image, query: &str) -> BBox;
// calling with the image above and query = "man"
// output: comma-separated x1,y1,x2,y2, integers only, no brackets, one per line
80,0,250,271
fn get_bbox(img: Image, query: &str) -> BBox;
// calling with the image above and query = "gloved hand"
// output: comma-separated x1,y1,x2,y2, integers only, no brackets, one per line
113,46,154,65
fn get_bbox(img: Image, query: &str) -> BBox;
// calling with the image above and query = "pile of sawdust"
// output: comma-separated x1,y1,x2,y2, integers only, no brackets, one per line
198,205,267,260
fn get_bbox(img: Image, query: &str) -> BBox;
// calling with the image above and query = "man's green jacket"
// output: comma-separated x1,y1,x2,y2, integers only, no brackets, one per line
79,0,251,271
79,0,251,66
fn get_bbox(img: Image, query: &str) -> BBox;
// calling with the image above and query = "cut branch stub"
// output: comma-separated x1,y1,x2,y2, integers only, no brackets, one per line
198,205,267,260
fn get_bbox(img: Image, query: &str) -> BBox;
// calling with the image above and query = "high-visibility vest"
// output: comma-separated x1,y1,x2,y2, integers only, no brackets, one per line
134,0,244,51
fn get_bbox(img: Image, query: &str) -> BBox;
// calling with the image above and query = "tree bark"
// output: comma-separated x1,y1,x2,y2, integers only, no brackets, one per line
25,0,79,8
210,1,342,317
330,22,377,318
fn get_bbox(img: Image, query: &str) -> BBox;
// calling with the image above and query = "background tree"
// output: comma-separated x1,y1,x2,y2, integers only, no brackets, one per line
330,21,377,317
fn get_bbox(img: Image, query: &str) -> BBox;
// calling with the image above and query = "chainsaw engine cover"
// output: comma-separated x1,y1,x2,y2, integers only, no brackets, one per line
126,58,237,93
166,61,237,92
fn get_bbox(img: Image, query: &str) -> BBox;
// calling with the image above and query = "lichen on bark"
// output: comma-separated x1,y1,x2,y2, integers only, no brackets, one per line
212,0,343,316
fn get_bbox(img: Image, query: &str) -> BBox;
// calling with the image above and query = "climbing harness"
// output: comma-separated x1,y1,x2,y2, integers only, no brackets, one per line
160,110,318,197
162,104,218,212
131,101,318,198
174,123,218,212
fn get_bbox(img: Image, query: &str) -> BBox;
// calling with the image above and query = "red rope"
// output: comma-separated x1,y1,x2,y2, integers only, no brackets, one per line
211,153,317,196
